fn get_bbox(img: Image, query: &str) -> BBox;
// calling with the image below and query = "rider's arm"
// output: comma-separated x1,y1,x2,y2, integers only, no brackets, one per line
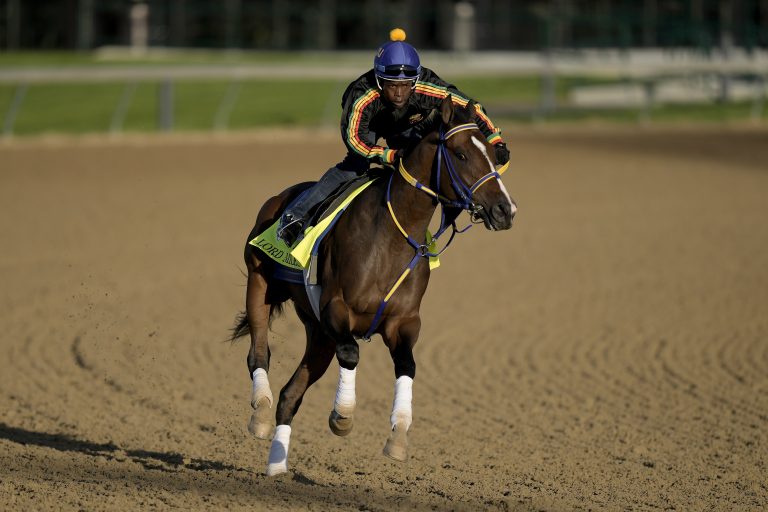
415,68,504,146
340,87,398,166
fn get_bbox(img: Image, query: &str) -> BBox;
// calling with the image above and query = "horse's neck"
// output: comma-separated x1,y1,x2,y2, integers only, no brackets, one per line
388,144,438,242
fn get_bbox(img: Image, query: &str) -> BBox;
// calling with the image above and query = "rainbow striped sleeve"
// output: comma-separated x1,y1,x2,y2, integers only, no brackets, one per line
383,148,397,163
363,147,396,164
415,82,503,144
486,132,503,145
345,88,380,158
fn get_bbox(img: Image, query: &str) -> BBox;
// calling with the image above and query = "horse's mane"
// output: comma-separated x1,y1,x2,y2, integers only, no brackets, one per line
401,99,476,160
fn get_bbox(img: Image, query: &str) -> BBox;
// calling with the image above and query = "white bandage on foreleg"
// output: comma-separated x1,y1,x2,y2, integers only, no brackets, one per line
390,376,413,431
266,425,291,476
252,368,273,407
333,367,356,416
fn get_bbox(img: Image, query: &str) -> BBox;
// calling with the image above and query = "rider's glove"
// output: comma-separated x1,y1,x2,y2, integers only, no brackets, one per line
494,142,510,165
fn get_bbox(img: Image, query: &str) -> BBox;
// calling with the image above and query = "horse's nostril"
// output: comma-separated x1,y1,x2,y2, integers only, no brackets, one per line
492,202,513,221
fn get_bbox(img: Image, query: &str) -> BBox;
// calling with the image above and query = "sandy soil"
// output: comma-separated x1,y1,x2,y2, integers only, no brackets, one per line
1,126,767,511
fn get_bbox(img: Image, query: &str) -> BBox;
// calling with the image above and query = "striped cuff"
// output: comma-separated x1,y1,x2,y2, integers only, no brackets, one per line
487,132,503,145
383,148,398,164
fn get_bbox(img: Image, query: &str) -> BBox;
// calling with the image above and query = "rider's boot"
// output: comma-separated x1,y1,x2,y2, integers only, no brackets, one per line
277,166,360,246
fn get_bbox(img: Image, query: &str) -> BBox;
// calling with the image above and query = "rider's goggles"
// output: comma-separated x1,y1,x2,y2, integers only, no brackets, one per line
378,65,419,78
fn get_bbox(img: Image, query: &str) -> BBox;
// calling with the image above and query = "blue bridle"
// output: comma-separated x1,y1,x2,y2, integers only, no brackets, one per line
363,123,509,339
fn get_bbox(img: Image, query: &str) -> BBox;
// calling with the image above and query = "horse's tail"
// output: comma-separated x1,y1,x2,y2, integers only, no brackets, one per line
228,303,285,342
229,311,250,342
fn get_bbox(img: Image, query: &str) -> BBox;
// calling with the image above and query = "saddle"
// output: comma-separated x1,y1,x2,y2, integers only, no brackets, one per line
249,174,378,321
304,172,376,234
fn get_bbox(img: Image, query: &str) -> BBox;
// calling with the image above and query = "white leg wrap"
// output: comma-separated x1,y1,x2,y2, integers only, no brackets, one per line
252,368,273,407
390,376,413,431
333,367,356,417
266,425,291,476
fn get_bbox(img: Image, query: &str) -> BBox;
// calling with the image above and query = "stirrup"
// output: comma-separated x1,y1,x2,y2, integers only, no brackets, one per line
277,217,303,246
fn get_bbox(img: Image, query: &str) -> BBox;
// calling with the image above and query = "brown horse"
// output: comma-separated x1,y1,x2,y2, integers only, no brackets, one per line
230,95,516,476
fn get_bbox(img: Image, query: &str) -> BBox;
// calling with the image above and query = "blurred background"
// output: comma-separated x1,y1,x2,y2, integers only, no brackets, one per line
1,0,767,136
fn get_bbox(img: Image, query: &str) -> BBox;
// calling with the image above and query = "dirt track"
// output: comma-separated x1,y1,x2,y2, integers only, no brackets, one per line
1,126,767,511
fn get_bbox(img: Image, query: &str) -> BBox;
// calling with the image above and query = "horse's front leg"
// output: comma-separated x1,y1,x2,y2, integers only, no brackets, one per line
325,298,359,437
382,317,420,461
328,335,359,436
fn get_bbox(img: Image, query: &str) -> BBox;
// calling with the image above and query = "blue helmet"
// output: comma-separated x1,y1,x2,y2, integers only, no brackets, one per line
374,30,421,81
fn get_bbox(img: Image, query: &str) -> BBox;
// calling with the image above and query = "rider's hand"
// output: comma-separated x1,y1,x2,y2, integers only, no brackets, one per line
494,142,510,165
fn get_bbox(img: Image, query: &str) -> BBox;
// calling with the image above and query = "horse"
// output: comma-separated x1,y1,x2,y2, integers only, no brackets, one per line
230,95,516,476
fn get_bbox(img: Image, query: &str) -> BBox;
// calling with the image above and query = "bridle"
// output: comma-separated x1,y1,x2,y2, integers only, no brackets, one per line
363,122,509,339
397,122,510,225
390,121,511,258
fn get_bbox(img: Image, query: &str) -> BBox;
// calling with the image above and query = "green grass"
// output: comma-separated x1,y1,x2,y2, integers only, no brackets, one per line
0,51,101,66
456,76,543,105
10,83,125,134
0,50,366,67
228,80,345,128
0,79,346,135
0,76,762,136
527,101,760,125
647,101,757,123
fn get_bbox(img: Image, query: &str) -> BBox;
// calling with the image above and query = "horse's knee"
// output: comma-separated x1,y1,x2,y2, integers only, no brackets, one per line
335,342,359,370
394,359,416,379
391,343,416,378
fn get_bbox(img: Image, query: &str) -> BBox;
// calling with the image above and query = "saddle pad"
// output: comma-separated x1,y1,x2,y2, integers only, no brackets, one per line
250,179,376,270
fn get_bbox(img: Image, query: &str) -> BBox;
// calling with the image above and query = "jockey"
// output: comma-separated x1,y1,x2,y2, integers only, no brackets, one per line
277,28,509,246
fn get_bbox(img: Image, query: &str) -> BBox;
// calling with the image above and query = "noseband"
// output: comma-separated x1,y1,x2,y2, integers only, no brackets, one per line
365,123,510,339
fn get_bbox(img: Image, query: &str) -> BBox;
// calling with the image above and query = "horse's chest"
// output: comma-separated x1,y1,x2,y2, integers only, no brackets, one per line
346,261,430,315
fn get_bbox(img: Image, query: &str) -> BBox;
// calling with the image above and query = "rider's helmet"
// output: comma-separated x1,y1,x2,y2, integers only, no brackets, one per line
373,28,421,88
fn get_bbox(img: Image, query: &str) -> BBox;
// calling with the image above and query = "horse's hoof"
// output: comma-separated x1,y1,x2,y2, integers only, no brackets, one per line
383,423,408,462
248,398,275,440
328,410,354,437
266,463,288,477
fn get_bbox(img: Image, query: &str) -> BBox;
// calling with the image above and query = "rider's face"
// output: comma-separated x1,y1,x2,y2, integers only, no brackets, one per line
379,79,414,109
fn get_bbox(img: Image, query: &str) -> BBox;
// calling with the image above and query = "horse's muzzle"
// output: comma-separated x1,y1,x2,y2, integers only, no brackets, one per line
486,199,516,231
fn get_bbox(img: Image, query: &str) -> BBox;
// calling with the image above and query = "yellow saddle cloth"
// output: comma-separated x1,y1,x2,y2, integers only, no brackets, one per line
250,179,440,271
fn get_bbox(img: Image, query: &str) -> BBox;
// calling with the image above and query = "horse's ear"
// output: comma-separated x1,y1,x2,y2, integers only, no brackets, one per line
440,95,454,125
465,99,477,120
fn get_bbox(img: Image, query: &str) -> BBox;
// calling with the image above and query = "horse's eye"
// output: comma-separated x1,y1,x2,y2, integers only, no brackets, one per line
455,152,466,161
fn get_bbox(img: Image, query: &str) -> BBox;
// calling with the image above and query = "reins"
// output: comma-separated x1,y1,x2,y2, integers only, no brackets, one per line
363,123,509,339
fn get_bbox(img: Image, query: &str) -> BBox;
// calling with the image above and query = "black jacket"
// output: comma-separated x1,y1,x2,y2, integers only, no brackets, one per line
337,67,503,172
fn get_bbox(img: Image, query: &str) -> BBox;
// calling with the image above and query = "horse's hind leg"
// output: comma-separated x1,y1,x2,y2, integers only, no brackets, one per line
382,317,420,462
246,264,275,439
267,319,335,476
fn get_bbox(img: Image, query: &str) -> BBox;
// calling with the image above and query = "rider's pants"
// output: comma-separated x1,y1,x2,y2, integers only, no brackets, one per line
282,166,360,222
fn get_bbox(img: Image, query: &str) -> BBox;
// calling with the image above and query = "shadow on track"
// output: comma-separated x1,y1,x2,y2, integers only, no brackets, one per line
0,422,248,474
0,422,524,510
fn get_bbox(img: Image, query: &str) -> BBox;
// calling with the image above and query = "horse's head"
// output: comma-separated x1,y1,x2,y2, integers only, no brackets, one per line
430,96,516,231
